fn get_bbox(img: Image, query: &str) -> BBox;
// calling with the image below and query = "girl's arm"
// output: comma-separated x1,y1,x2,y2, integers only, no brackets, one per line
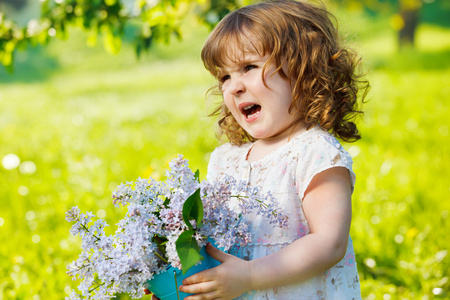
179,166,352,300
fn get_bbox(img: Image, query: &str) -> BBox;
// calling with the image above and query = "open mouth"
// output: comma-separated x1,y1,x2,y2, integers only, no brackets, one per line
241,104,261,119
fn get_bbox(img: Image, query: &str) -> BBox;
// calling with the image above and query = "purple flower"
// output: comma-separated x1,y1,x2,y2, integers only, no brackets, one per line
66,155,288,299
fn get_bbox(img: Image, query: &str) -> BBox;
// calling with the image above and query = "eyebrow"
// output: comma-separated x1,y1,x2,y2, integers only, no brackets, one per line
218,57,265,74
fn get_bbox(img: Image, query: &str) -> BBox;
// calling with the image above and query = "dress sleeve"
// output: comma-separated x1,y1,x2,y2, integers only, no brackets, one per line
296,134,356,201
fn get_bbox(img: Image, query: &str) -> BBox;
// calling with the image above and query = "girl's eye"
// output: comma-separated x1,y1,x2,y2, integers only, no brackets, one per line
220,74,230,83
244,65,257,72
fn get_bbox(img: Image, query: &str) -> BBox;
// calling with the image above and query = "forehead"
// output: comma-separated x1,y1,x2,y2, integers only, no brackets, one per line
215,31,265,66
220,48,264,69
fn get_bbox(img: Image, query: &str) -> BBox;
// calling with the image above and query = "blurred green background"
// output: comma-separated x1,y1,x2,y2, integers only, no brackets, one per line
0,0,449,299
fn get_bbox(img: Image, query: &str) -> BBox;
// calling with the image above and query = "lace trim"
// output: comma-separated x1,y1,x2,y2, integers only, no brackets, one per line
245,239,297,247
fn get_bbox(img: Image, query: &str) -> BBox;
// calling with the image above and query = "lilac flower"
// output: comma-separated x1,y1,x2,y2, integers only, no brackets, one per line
65,206,80,222
66,155,288,299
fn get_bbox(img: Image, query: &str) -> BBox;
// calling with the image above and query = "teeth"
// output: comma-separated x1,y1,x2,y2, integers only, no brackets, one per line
243,104,255,111
247,111,259,118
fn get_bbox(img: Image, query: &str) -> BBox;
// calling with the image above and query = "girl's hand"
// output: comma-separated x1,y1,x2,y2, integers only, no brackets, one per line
179,243,252,300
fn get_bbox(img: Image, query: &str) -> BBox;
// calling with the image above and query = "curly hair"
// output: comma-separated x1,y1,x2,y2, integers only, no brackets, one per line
201,0,369,145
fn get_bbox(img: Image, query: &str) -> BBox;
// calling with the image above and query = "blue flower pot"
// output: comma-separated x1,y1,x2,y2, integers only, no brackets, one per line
146,243,221,300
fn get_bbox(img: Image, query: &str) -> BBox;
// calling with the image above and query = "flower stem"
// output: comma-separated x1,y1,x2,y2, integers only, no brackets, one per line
231,195,269,208
79,222,101,242
155,251,168,264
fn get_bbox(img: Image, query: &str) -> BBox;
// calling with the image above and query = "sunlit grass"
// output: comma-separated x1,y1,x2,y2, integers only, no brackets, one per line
0,11,449,300
349,17,450,299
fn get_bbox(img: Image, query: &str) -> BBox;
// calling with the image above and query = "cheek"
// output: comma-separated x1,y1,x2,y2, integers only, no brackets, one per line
278,84,294,110
223,94,239,116
265,74,293,100
222,93,232,108
221,81,230,92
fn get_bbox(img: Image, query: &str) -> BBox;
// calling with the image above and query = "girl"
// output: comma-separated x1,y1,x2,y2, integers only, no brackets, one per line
149,0,369,298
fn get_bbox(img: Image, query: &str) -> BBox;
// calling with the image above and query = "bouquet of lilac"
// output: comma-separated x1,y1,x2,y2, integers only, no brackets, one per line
66,155,287,299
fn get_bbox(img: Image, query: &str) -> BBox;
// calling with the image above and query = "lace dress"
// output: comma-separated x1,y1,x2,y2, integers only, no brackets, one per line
206,126,361,299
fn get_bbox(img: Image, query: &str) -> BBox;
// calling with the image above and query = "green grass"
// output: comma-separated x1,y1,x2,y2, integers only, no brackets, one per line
0,12,449,300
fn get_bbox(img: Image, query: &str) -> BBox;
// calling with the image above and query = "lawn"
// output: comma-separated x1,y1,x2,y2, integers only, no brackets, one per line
0,9,449,300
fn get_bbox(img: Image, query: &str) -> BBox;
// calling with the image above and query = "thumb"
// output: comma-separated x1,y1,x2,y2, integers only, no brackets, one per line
205,242,229,263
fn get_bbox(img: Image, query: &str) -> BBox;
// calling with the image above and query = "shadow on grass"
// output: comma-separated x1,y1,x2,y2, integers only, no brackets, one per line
0,45,59,83
372,48,450,71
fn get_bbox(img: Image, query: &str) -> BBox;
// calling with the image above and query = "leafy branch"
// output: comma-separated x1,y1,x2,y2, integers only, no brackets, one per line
0,0,242,72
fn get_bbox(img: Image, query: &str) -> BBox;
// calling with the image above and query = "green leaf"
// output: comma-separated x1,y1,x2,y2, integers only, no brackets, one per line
152,234,169,263
104,0,117,6
163,197,170,207
176,230,203,274
194,169,200,182
101,25,121,54
182,188,203,230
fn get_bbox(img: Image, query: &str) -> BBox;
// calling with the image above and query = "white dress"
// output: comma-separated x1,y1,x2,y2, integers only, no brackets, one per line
206,126,361,300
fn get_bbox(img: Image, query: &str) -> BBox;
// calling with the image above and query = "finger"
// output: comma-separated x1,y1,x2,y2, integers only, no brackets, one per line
182,267,215,285
151,295,160,300
184,290,218,300
180,280,217,294
143,288,151,295
205,243,229,263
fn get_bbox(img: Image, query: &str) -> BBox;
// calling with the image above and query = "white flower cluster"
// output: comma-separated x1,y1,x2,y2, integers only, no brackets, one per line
66,155,287,299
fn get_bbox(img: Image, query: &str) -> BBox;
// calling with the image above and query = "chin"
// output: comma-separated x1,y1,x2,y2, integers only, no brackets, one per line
247,132,269,140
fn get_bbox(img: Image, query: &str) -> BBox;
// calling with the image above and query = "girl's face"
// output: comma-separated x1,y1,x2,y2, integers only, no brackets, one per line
219,52,298,141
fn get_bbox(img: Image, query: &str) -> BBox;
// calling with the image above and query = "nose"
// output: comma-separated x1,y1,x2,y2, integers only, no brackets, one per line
228,77,245,95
